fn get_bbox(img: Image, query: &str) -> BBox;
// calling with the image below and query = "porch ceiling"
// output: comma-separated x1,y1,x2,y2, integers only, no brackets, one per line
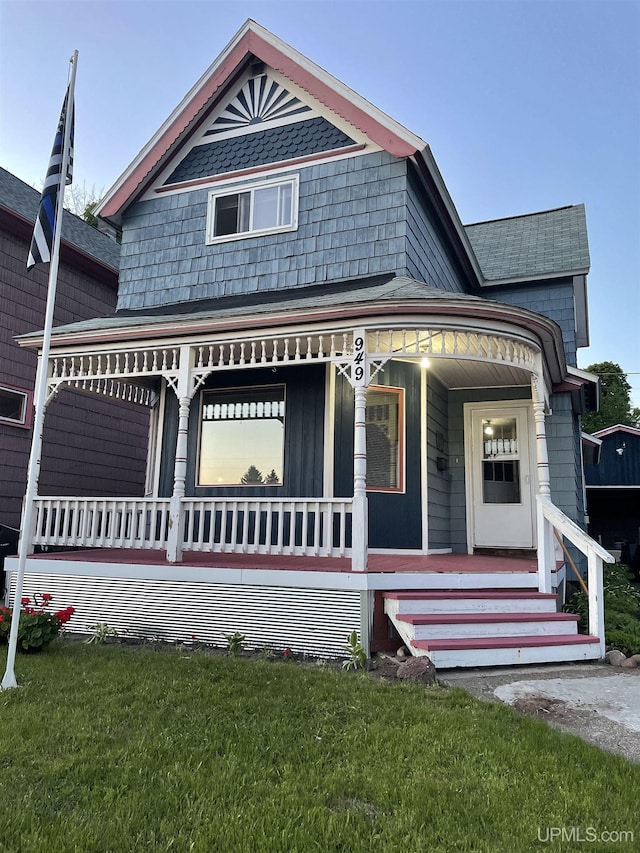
423,357,532,391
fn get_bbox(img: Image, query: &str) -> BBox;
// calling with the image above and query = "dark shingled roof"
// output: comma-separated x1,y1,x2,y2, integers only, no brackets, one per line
28,275,498,339
0,167,120,271
166,116,355,184
465,205,590,282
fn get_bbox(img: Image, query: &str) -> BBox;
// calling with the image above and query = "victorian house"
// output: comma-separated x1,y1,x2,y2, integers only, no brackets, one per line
5,21,612,667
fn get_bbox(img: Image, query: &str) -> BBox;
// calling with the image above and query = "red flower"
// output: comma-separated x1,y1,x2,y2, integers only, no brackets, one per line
0,616,3,623
21,597,30,606
41,593,52,601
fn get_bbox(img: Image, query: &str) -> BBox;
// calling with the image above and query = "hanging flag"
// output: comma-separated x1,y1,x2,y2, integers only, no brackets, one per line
27,87,75,270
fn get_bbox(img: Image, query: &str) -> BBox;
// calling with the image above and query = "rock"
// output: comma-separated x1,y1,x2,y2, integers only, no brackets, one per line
605,650,627,666
396,646,408,659
620,657,638,668
395,656,437,685
629,654,640,665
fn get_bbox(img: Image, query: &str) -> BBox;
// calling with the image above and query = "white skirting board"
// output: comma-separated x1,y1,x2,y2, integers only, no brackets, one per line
7,572,363,659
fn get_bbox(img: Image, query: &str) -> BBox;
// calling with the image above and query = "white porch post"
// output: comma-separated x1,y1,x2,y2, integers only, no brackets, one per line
351,329,368,572
532,369,554,593
352,385,368,571
166,345,192,564
22,355,50,557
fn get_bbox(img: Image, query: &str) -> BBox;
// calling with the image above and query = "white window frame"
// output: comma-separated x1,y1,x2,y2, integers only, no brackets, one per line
206,175,299,244
0,384,30,428
197,384,287,487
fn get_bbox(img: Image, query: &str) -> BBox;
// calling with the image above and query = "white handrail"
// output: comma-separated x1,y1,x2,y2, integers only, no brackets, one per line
537,495,614,656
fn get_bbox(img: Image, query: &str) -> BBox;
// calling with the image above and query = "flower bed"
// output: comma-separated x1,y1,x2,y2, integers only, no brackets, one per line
0,593,75,653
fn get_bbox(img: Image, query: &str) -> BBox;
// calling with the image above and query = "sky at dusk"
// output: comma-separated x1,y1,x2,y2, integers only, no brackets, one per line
1,0,639,404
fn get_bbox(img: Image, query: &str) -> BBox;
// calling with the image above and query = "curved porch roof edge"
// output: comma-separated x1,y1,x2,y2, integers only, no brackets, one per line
18,275,569,385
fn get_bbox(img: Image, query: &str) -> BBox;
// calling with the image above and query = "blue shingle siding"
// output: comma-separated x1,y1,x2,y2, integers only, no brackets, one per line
546,393,582,522
117,151,409,310
490,281,577,365
426,374,451,549
546,392,586,571
165,117,355,184
405,168,466,293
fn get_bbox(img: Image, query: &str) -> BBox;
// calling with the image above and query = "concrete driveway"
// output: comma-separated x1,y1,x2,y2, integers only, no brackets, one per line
440,662,640,763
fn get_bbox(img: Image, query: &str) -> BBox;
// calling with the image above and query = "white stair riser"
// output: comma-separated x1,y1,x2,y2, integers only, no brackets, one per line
386,597,557,617
414,643,601,668
409,619,578,641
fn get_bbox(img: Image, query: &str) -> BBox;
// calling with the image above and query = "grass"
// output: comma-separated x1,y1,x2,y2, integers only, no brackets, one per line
0,642,638,852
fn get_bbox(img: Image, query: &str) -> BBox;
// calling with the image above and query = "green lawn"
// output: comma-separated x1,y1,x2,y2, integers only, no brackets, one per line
0,642,638,852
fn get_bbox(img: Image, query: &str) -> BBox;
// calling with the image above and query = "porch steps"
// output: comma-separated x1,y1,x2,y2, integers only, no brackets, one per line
383,590,602,669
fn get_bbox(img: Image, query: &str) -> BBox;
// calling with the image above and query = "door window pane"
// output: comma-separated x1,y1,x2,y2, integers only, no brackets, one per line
482,461,521,504
199,386,285,486
481,415,521,503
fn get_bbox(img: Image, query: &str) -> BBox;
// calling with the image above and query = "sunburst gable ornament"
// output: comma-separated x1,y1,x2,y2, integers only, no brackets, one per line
205,74,312,136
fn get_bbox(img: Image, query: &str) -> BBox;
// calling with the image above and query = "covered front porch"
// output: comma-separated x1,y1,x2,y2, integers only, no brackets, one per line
11,283,612,664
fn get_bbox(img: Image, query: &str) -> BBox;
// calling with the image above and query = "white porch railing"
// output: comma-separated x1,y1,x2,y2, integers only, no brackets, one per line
30,497,352,559
182,498,352,557
537,495,614,656
32,498,171,550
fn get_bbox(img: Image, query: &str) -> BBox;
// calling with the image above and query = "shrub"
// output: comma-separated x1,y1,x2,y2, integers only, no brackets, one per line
0,593,75,653
564,562,640,654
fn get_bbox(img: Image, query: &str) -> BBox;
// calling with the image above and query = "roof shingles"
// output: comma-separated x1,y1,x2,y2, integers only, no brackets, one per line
464,205,590,281
0,167,120,271
165,116,355,184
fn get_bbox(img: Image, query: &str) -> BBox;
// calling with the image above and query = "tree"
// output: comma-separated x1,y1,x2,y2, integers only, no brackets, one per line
264,469,280,485
582,361,640,433
241,465,264,485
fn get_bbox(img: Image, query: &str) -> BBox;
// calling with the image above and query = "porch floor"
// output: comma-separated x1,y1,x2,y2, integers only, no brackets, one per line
30,549,538,575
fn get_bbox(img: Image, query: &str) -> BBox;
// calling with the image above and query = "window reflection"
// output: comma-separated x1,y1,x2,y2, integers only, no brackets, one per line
199,386,285,486
366,387,403,491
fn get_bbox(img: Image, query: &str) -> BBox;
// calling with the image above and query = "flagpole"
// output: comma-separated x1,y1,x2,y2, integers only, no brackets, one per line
2,51,79,690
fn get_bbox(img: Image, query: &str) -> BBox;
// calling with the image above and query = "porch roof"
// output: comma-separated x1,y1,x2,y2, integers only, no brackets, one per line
18,273,563,353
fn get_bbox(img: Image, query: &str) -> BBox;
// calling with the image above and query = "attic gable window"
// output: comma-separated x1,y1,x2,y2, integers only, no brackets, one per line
206,176,299,244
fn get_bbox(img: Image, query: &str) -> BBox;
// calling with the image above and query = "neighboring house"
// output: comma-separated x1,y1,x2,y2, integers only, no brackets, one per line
5,21,612,667
584,424,640,572
0,167,149,571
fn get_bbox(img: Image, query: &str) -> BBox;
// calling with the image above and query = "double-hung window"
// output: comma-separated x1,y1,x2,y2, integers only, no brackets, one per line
207,176,298,243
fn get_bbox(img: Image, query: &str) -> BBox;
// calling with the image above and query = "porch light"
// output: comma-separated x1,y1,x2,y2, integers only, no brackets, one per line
421,357,430,369
484,420,494,436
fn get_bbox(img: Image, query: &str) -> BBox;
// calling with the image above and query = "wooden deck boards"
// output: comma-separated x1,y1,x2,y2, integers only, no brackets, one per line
30,549,537,575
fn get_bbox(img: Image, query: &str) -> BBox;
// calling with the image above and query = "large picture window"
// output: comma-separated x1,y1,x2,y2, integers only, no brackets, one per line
198,386,285,486
366,386,404,492
206,176,298,243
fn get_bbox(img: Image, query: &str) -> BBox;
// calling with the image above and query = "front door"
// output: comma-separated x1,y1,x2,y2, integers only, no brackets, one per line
465,403,535,549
